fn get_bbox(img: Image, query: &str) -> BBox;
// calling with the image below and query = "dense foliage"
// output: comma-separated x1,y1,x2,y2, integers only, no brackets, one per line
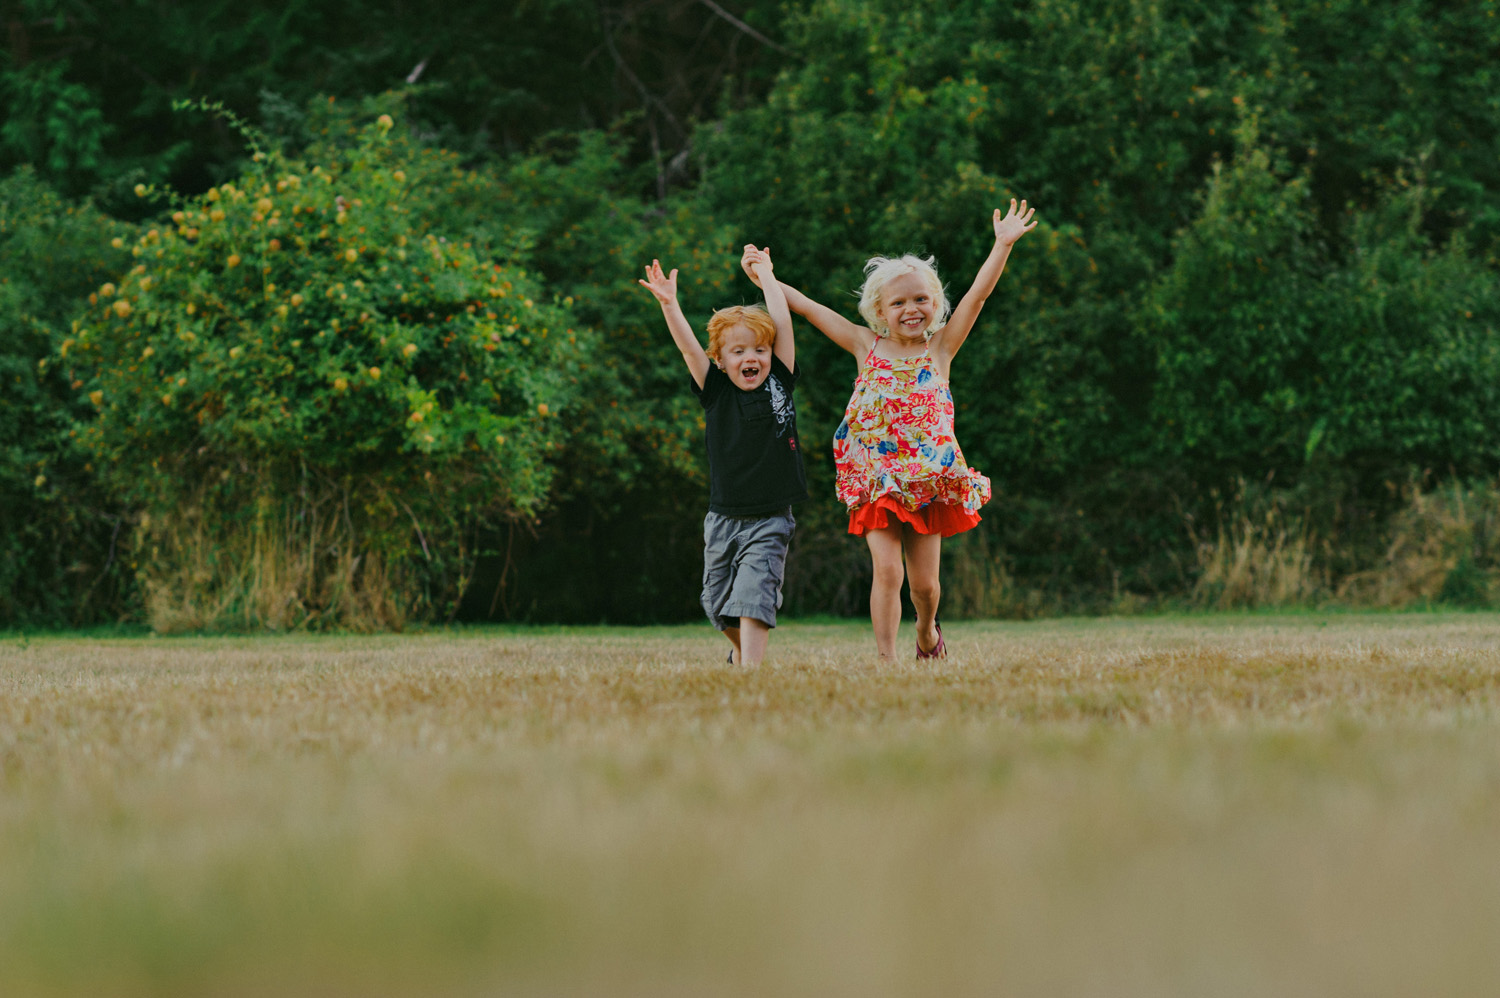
60,104,586,628
0,168,131,624
3,0,1499,627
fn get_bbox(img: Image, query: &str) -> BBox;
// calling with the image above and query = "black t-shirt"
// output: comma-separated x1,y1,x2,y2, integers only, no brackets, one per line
692,354,808,516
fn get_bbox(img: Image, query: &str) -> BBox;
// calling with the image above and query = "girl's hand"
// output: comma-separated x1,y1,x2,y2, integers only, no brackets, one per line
740,244,767,288
993,199,1038,246
638,259,678,305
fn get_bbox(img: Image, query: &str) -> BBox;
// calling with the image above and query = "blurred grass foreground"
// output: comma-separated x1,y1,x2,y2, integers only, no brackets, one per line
5,615,1500,996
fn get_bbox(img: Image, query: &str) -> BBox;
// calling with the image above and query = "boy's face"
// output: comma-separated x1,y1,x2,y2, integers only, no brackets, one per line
716,324,773,390
879,271,937,339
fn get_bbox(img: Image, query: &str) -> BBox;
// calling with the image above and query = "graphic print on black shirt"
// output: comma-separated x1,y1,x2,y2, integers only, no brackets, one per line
692,354,808,517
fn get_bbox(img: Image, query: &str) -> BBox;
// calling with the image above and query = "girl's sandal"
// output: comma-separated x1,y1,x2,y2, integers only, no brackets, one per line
916,620,946,660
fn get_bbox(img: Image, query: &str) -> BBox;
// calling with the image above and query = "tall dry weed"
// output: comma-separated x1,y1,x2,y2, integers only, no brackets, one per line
1191,505,1324,609
138,475,423,633
943,525,1053,619
1339,480,1500,608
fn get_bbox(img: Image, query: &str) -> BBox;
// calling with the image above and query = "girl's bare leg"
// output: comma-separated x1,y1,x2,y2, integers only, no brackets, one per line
903,525,943,654
722,625,742,663
738,617,770,665
866,525,906,658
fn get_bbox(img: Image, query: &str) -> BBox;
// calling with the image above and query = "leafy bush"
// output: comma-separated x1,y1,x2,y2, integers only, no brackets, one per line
61,107,586,630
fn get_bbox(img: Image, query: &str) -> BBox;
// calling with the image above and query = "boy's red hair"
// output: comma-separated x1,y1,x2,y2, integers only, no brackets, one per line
706,304,776,360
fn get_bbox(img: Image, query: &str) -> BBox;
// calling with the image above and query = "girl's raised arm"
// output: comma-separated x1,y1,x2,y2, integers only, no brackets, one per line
741,245,873,360
930,199,1037,363
746,248,795,373
639,260,711,388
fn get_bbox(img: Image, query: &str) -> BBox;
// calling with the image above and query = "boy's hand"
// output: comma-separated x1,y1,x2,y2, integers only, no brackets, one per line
993,198,1037,246
638,259,678,305
740,243,767,288
745,245,775,274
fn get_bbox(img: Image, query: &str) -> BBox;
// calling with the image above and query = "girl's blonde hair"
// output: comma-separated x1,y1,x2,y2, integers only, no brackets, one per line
857,254,950,338
706,304,776,359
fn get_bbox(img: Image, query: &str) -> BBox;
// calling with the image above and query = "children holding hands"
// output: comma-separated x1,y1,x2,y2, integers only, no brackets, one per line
638,248,806,666
644,198,1035,662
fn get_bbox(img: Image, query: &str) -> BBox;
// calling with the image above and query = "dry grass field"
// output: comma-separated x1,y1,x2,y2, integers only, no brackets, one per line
5,613,1500,997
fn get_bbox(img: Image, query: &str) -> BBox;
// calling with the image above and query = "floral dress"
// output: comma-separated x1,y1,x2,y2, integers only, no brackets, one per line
833,345,991,537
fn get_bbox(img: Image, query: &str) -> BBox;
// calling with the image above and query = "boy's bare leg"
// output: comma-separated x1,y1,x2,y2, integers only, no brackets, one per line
722,625,742,663
903,525,943,654
737,617,770,665
866,525,905,659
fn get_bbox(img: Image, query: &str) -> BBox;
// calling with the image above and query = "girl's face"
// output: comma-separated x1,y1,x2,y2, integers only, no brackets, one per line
878,271,938,340
716,324,773,390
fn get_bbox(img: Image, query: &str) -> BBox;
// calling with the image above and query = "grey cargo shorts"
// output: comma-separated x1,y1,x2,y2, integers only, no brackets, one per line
701,508,795,631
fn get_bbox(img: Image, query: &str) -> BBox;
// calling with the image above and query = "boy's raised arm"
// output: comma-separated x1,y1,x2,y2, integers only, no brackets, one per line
639,260,711,389
747,248,794,373
741,244,871,359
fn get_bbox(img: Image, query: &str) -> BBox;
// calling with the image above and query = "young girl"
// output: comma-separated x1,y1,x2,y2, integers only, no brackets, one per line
742,200,1036,659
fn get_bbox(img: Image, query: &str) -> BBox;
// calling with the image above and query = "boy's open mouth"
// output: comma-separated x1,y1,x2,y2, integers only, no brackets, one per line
740,364,761,381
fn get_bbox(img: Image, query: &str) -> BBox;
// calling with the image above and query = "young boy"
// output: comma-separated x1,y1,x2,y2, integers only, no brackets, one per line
638,247,806,665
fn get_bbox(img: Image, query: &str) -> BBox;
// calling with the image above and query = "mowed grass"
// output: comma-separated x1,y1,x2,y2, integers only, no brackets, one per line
5,615,1500,997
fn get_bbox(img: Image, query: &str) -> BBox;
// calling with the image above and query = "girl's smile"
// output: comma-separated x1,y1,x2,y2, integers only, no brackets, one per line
878,271,938,342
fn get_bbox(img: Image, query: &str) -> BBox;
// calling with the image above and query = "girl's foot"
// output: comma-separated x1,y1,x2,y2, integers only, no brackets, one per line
916,620,946,660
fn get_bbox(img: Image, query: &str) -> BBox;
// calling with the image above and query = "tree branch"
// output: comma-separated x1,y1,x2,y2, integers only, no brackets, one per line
696,0,794,57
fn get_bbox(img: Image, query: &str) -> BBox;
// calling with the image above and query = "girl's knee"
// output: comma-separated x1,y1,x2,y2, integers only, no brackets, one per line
910,579,941,606
872,560,905,590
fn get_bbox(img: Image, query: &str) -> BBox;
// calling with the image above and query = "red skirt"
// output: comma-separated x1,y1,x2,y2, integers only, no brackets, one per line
847,495,981,538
